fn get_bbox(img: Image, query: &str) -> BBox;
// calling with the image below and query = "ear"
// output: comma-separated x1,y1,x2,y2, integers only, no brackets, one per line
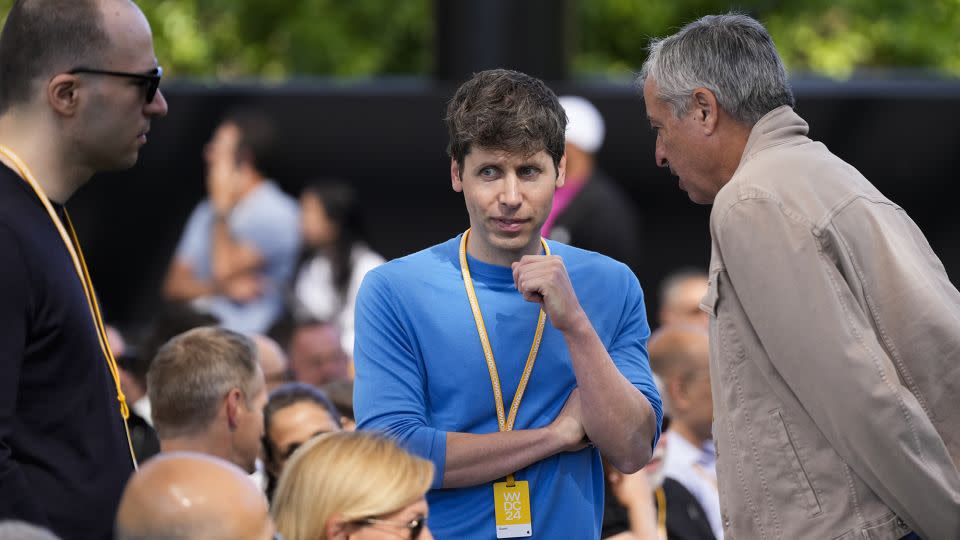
47,74,82,117
667,377,688,410
325,515,350,540
691,87,719,135
451,160,464,193
555,154,567,188
225,388,243,431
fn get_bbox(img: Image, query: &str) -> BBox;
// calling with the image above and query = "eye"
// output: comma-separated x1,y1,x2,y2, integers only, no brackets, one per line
518,166,540,178
478,166,499,179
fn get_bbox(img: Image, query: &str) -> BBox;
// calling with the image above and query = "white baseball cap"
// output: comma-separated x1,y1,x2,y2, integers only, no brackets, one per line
559,95,605,154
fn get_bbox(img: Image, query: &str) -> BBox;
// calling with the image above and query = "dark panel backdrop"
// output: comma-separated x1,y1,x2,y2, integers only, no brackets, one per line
67,78,960,331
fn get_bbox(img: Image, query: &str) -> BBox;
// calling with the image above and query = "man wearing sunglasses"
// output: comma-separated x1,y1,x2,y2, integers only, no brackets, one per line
0,1,167,539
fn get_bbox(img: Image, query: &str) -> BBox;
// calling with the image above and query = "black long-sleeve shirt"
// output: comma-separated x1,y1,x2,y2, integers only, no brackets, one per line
0,163,132,540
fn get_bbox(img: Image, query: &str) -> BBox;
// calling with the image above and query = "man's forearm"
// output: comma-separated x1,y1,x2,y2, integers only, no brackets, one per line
563,314,656,473
163,261,216,300
210,217,261,282
443,427,566,488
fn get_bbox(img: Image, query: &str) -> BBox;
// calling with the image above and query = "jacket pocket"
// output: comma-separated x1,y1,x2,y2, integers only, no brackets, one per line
700,267,721,317
769,408,823,517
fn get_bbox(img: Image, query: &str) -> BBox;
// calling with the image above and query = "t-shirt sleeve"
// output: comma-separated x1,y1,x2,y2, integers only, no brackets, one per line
606,268,662,450
233,193,301,269
173,203,211,265
0,223,48,523
352,269,447,488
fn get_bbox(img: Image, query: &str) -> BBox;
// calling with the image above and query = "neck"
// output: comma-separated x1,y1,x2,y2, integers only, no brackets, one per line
0,113,90,204
715,117,753,191
671,420,709,449
161,432,231,461
236,168,265,200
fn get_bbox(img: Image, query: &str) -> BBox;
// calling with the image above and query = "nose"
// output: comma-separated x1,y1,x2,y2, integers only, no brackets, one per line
655,138,668,169
499,175,522,208
146,88,169,117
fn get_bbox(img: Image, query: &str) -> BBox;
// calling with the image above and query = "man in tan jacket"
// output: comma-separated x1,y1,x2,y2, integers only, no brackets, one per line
639,13,960,540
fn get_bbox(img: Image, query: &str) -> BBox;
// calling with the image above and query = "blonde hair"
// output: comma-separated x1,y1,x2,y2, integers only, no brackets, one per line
271,431,434,540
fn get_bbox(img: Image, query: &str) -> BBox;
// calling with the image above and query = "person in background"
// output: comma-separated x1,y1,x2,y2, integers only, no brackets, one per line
293,181,384,356
641,13,960,539
115,452,276,540
541,95,642,271
272,431,434,540
656,269,709,329
288,320,351,386
147,327,267,474
261,382,342,500
253,334,291,393
108,325,161,462
0,0,167,536
321,379,356,431
163,109,300,334
648,326,719,540
604,370,715,540
126,302,221,430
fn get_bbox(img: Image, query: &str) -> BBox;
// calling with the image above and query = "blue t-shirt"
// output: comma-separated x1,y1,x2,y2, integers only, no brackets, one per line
174,180,300,333
354,235,661,540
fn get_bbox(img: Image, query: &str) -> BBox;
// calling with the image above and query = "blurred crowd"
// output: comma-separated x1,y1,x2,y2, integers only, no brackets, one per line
7,97,714,540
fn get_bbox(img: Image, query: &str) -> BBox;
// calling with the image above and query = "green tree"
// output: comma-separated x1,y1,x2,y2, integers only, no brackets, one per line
0,0,433,79
1,0,958,79
575,0,960,78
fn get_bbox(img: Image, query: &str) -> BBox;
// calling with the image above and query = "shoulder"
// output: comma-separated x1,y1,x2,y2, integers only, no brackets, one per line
0,168,41,227
550,241,637,283
250,181,299,213
361,237,459,292
184,199,214,224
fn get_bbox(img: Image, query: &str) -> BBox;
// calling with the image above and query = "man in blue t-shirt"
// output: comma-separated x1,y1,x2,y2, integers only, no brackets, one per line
354,69,662,540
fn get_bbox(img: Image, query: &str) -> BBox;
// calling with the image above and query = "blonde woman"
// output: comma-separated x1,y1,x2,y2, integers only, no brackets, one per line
272,431,434,540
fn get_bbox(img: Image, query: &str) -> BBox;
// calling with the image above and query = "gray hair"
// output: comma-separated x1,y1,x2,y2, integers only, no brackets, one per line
638,13,795,126
0,521,61,540
147,327,262,439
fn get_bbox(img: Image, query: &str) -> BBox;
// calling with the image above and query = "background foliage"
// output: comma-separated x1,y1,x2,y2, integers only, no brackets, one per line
1,0,957,79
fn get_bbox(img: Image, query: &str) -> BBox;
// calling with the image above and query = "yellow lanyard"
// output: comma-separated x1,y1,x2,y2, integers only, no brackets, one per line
655,486,667,540
0,145,138,470
459,229,548,483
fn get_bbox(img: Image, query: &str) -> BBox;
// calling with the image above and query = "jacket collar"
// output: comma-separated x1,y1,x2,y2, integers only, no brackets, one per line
736,105,810,172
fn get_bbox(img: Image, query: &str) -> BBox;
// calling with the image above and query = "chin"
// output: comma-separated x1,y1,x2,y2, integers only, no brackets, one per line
489,230,537,253
97,153,141,172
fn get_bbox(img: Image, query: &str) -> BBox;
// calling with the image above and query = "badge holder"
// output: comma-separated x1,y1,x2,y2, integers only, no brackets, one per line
493,474,532,538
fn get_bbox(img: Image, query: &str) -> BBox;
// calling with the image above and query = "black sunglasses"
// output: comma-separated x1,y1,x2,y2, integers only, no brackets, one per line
356,516,426,539
68,66,163,103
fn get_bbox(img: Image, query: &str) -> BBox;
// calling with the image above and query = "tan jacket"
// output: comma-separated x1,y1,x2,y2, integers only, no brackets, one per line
702,106,960,539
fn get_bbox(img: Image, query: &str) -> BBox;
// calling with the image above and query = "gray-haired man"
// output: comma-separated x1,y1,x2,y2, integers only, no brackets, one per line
640,13,960,540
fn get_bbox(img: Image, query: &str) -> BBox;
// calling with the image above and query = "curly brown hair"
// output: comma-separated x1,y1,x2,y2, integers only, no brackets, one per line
445,68,567,172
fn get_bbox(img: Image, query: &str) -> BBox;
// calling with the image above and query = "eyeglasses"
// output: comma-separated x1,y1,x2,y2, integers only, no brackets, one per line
68,66,163,103
355,516,426,539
